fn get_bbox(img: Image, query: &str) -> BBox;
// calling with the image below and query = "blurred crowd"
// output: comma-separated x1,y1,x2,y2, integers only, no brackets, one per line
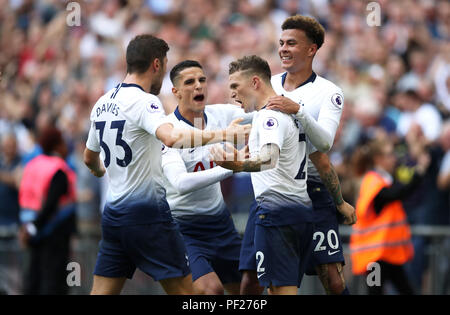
0,0,449,294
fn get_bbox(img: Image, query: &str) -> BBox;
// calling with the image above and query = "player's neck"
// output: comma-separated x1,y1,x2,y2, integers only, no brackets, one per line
123,73,151,93
257,88,278,111
284,66,314,91
178,106,206,129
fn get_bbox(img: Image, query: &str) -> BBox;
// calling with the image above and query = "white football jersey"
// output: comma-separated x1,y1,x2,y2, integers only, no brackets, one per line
86,83,169,223
249,108,315,209
162,104,253,218
271,72,344,182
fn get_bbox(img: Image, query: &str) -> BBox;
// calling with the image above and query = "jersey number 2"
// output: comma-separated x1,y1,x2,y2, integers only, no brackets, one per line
295,133,307,179
95,120,132,168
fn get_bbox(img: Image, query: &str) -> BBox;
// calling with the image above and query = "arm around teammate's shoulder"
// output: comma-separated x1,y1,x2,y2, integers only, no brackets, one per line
266,95,334,152
156,118,251,149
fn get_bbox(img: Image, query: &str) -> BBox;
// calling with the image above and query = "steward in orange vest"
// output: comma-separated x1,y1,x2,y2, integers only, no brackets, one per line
350,170,414,275
18,127,77,295
349,139,429,295
19,154,77,242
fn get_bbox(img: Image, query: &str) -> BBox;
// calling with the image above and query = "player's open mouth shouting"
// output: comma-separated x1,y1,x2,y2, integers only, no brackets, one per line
193,94,205,102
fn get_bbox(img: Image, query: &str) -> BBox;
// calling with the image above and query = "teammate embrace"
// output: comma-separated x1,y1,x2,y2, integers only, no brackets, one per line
85,15,356,295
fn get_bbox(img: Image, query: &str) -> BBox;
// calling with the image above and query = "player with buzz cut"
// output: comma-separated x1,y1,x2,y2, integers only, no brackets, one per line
161,60,254,295
83,35,251,295
265,15,356,295
210,55,354,295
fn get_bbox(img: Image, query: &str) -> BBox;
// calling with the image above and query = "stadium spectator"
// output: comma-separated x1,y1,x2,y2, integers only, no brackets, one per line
396,89,442,144
0,133,21,233
0,133,22,294
437,120,450,192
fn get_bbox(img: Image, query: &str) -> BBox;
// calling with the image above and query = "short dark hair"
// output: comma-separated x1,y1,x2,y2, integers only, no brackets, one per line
228,55,271,83
282,15,325,49
38,126,64,155
170,60,203,85
126,34,169,74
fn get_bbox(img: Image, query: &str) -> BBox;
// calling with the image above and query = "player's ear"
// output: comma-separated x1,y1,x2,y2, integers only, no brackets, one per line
152,58,161,73
308,43,318,57
252,76,260,90
172,86,181,99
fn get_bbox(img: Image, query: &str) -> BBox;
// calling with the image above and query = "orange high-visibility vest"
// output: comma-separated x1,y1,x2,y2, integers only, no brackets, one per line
19,155,77,212
350,170,413,275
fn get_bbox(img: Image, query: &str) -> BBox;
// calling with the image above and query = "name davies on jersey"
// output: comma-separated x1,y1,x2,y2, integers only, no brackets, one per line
96,102,119,117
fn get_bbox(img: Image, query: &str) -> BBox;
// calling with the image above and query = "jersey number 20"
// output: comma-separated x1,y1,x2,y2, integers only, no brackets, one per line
95,120,132,168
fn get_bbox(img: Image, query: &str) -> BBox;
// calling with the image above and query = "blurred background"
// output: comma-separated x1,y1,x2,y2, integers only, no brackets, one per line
0,0,449,294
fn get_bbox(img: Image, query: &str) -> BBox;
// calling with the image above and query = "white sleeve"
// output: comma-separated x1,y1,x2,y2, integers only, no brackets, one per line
296,90,343,152
137,96,170,136
306,136,318,156
256,111,288,151
162,147,233,195
86,120,101,152
208,104,255,125
226,105,255,125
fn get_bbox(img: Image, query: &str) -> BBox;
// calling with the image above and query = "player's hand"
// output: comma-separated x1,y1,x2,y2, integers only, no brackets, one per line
224,118,251,146
239,144,250,159
336,201,357,225
90,165,106,178
210,143,243,172
266,96,300,114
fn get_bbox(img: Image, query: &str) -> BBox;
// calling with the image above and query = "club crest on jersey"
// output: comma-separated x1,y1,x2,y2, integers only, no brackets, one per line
331,93,344,109
263,117,278,130
147,102,160,113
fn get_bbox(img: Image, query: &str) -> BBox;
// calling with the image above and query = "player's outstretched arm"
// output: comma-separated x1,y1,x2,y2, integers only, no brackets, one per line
162,149,233,195
156,118,251,149
210,143,278,173
309,151,356,225
83,148,106,178
266,96,337,152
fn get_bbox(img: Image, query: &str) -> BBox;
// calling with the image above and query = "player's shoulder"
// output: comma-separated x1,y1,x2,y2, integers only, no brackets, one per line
257,108,294,128
133,90,163,107
165,111,180,125
205,103,242,114
95,88,116,105
271,72,285,80
315,75,343,95
260,107,290,118
89,89,115,118
314,75,345,109
270,72,286,88
125,90,165,117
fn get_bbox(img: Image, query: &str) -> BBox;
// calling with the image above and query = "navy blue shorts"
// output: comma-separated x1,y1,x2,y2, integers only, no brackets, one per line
239,201,258,272
254,222,314,287
175,209,241,283
239,201,314,287
94,221,190,281
306,181,345,275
